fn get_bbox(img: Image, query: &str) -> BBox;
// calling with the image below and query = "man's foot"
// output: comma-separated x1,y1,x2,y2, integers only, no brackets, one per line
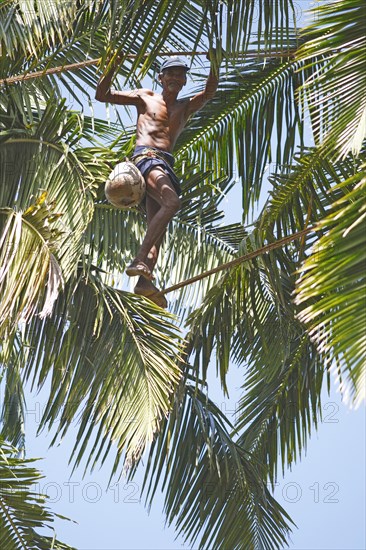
134,281,168,309
126,259,153,281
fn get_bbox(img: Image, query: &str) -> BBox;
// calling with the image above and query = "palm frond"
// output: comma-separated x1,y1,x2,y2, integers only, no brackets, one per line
159,220,238,317
1,1,205,103
184,227,328,481
0,202,63,336
0,437,75,550
195,0,299,60
259,147,366,236
0,91,100,333
236,329,327,483
297,0,366,158
130,384,293,550
176,53,305,219
0,334,26,451
0,0,97,60
82,204,145,286
183,227,302,390
0,140,91,332
20,273,182,471
295,168,366,406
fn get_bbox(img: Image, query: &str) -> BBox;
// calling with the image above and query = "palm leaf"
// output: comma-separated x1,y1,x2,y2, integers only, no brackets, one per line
295,168,366,405
20,273,182,471
158,217,243,317
1,1,205,102
296,0,366,158
0,0,93,60
130,384,294,549
0,334,26,451
0,437,74,550
260,146,366,236
176,52,306,219
0,90,99,333
236,328,327,483
219,0,298,54
0,202,63,336
184,227,328,481
82,204,145,286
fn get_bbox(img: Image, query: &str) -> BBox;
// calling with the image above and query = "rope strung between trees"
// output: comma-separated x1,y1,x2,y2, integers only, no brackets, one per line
0,49,296,87
159,226,316,296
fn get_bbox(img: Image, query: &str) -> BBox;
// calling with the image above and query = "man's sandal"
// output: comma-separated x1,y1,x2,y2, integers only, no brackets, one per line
134,284,168,309
126,259,153,281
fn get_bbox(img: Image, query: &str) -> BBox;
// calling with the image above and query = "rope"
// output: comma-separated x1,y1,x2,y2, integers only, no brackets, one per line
0,50,296,86
159,226,316,296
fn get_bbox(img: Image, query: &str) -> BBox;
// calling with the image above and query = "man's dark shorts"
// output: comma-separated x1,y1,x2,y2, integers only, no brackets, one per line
131,145,182,196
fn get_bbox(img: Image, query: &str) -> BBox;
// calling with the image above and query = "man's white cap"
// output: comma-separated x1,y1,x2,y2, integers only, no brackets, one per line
160,56,190,72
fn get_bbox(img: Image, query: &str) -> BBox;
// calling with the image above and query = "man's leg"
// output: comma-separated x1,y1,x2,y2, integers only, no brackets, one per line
133,196,167,306
126,167,180,279
141,195,165,273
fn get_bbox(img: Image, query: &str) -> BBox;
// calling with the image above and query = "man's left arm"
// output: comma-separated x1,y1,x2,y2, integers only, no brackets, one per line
186,59,219,116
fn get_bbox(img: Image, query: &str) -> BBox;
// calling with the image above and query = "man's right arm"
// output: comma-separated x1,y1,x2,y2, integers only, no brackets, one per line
186,51,220,116
95,60,144,106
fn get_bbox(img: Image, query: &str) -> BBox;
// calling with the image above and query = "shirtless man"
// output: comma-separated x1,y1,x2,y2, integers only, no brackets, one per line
96,54,218,307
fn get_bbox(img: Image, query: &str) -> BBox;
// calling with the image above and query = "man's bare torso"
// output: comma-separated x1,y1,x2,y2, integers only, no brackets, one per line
95,56,219,302
96,61,218,153
134,89,190,152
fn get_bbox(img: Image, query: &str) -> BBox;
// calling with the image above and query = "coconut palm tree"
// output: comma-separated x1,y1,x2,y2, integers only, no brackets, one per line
0,0,364,548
